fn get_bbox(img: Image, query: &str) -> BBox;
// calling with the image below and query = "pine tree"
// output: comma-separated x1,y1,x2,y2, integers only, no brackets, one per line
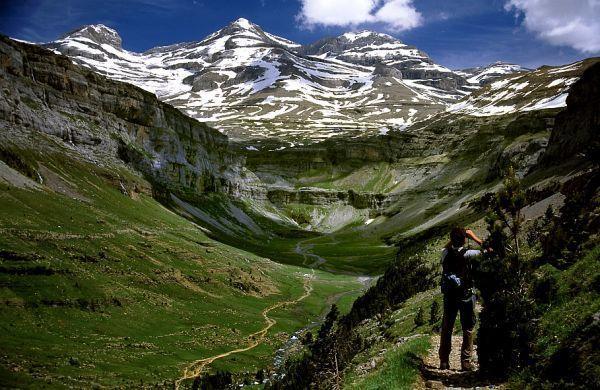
255,369,265,383
429,301,440,325
414,306,425,327
476,167,535,376
495,166,526,256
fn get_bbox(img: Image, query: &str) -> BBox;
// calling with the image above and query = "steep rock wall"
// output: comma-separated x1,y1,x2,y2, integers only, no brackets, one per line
0,36,255,197
267,187,395,210
541,62,600,165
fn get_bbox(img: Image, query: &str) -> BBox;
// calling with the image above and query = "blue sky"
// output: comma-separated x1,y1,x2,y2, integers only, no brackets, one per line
1,0,598,69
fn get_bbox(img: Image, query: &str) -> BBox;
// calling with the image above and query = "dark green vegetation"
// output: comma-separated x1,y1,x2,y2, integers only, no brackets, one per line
476,167,535,376
267,167,598,389
340,289,443,389
473,167,599,388
266,245,436,389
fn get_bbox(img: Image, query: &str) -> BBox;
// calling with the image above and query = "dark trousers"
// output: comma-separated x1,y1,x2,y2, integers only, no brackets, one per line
439,293,476,365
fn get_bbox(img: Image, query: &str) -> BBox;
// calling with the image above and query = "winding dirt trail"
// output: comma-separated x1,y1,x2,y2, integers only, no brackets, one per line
174,272,315,389
420,335,504,389
295,240,327,268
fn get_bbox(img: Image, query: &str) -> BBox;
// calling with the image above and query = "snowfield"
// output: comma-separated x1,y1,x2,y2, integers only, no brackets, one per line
41,20,589,141
446,60,590,118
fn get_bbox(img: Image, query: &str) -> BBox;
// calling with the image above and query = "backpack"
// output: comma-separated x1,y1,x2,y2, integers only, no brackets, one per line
441,247,469,295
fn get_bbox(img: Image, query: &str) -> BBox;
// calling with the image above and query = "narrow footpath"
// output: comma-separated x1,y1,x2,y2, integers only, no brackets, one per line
174,272,314,389
420,335,505,389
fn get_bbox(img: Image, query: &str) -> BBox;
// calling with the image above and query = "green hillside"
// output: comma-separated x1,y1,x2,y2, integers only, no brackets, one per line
0,152,363,388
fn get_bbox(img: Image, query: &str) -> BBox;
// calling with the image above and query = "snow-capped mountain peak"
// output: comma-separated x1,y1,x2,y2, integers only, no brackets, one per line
43,19,562,144
305,29,403,55
231,17,253,29
458,61,531,85
43,19,472,142
194,17,300,51
60,24,122,49
341,30,396,43
219,17,263,37
301,29,465,94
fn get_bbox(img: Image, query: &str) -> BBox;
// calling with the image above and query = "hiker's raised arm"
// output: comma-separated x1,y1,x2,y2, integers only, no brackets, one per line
465,229,483,246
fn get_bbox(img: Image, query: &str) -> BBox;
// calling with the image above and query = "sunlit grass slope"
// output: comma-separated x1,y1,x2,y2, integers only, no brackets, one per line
0,151,362,388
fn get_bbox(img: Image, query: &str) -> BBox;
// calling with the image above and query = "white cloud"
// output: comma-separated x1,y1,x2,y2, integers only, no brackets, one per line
506,0,600,53
296,0,423,32
373,0,423,30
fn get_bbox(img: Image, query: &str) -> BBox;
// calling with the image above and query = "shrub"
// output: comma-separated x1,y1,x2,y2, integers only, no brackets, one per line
540,171,599,269
532,272,558,305
414,307,425,327
429,301,440,326
191,371,232,390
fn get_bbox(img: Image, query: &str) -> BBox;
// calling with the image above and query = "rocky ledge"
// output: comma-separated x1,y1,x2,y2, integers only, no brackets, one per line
0,36,255,197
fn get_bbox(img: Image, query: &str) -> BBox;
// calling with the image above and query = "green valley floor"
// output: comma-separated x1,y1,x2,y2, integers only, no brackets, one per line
0,155,366,388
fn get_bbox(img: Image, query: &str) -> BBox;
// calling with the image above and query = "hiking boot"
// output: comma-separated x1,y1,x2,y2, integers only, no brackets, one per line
439,361,450,370
461,360,475,371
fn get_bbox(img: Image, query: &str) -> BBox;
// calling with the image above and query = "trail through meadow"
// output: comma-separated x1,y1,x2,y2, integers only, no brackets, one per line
175,272,315,389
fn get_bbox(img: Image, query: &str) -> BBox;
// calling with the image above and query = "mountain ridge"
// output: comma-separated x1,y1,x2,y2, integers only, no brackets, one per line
41,18,481,142
43,18,591,146
457,61,531,85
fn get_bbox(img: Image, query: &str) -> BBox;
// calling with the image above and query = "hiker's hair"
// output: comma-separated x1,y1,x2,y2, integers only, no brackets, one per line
449,226,467,248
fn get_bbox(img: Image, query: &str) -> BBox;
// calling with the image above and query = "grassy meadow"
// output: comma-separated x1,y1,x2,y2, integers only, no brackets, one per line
0,151,363,387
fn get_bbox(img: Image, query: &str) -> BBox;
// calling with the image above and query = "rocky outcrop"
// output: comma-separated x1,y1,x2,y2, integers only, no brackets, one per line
487,112,554,179
301,31,466,92
541,61,600,165
492,138,548,178
242,130,460,179
0,36,252,197
267,187,393,210
373,64,403,79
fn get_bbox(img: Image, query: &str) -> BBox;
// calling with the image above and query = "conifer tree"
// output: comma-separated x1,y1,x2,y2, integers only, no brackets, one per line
476,167,535,376
414,306,425,327
429,300,440,325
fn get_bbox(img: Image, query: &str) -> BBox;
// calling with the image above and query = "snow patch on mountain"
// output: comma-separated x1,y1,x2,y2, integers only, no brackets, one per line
45,19,582,142
521,93,568,111
458,62,530,86
447,60,591,117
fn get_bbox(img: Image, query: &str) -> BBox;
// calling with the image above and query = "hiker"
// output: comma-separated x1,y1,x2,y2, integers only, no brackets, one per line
438,227,488,371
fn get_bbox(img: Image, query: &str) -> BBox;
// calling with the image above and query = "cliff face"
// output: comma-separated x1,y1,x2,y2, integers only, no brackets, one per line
267,187,393,210
242,131,458,181
0,36,405,222
542,62,600,165
0,36,250,196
